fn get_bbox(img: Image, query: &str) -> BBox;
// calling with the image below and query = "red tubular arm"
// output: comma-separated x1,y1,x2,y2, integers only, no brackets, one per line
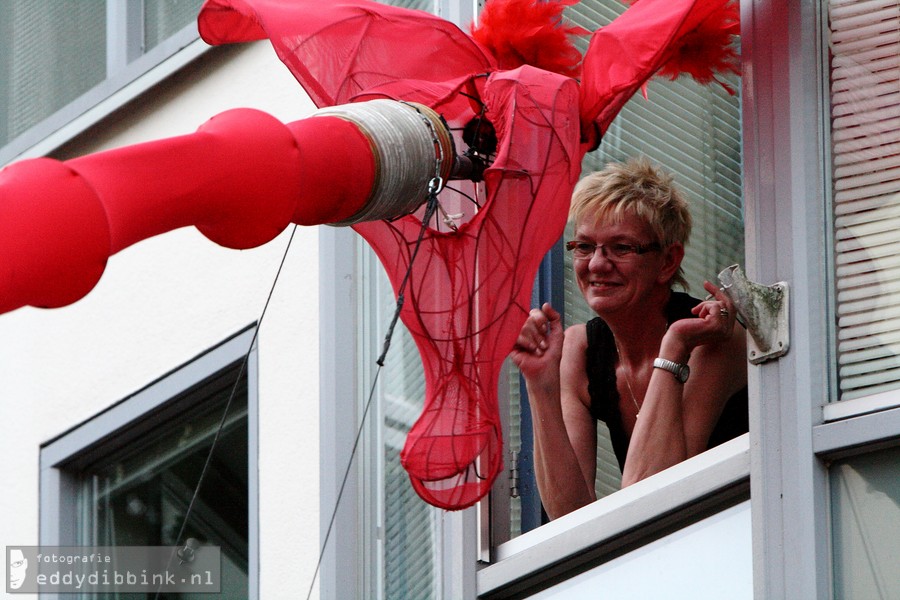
0,108,375,314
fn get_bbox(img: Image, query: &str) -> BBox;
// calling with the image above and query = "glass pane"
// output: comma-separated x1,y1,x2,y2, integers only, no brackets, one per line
831,445,900,599
0,0,106,147
144,0,204,52
77,377,249,599
373,0,434,10
828,0,900,403
563,0,743,500
363,248,440,600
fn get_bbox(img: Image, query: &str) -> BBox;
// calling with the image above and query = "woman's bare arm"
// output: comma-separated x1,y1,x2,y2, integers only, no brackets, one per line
511,306,597,519
621,283,748,487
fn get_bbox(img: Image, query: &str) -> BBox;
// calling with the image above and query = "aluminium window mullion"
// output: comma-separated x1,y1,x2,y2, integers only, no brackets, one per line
105,0,143,77
742,0,833,598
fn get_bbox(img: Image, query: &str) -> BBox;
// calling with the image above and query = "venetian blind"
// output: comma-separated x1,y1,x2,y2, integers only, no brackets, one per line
563,0,744,498
830,0,900,401
0,1,106,148
144,0,205,52
368,253,440,600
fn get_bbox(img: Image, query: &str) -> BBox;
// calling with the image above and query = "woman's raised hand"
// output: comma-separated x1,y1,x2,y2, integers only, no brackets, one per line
665,281,738,358
511,303,564,384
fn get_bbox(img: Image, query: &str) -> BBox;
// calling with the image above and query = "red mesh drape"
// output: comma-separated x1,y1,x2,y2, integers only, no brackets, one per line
579,0,738,135
355,68,581,509
198,0,496,108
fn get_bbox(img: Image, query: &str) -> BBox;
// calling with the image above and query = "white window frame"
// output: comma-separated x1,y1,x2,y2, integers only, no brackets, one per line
741,0,845,598
38,326,260,600
477,436,749,597
739,0,900,595
319,226,479,600
318,3,482,598
1,0,209,166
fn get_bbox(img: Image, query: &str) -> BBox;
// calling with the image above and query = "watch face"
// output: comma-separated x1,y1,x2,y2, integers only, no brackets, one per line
676,364,690,383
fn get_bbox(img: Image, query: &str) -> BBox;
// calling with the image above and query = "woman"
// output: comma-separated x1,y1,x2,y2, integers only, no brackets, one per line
511,158,748,520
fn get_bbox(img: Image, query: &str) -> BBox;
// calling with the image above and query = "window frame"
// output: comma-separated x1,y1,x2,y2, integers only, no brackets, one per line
318,3,483,598
319,225,480,600
38,326,260,600
0,0,209,166
740,0,834,597
484,0,842,597
477,436,750,598
490,0,747,552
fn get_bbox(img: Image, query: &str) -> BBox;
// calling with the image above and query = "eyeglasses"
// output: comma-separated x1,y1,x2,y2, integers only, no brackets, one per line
565,240,661,261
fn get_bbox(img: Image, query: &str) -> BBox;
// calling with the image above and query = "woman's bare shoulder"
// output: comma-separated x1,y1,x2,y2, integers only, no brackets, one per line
563,322,588,349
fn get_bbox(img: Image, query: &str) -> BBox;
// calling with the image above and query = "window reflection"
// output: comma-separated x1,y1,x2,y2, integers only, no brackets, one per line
75,372,249,600
831,445,900,599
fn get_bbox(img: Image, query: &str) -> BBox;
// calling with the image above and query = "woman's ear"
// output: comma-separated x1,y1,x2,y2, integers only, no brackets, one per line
657,241,684,285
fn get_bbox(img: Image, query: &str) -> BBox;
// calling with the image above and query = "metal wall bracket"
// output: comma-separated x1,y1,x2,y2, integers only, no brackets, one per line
718,264,790,365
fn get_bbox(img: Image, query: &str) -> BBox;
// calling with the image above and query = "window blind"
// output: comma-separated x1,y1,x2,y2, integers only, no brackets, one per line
144,0,204,52
0,1,106,147
563,0,744,499
367,253,440,600
830,0,900,401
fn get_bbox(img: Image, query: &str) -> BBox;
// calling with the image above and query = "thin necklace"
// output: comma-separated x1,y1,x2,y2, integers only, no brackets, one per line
613,336,641,418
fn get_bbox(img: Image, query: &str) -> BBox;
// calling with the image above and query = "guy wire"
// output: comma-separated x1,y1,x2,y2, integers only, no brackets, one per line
308,190,439,599
153,224,299,600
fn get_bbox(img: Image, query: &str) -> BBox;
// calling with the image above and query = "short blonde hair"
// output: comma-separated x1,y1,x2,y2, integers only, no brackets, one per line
570,158,692,289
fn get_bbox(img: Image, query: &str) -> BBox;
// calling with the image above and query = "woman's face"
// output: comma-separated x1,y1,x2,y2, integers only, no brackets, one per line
572,212,669,318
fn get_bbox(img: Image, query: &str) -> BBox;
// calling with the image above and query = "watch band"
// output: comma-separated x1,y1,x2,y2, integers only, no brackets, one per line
653,357,690,383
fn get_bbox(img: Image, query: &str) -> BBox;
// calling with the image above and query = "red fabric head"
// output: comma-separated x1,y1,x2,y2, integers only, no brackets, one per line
355,68,581,509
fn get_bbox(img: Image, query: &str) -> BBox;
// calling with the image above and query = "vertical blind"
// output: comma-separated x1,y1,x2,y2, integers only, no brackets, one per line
562,0,744,499
830,0,900,401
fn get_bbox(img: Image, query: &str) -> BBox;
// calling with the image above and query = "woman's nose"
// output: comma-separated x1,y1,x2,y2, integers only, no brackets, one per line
587,246,615,271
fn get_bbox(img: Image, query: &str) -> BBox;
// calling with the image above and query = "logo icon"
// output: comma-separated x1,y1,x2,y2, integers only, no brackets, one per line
8,548,28,590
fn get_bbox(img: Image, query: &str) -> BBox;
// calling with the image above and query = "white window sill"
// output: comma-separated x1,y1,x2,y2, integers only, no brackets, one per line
477,433,750,598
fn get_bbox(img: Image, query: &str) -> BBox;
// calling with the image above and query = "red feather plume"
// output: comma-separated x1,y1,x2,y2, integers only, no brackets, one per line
471,0,589,78
648,0,741,93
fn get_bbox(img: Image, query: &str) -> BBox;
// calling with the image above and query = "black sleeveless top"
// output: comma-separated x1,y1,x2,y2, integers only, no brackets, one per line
585,292,749,472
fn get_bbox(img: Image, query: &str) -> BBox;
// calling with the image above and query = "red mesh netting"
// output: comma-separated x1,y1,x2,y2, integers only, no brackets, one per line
355,70,581,509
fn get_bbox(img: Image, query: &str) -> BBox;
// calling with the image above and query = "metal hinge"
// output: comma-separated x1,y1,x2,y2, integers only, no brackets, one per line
509,450,520,498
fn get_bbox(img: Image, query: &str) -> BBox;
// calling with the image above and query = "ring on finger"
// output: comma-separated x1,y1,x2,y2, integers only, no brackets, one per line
719,307,729,317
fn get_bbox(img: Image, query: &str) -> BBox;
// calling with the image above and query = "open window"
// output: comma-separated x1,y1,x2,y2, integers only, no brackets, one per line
501,0,745,540
319,1,750,597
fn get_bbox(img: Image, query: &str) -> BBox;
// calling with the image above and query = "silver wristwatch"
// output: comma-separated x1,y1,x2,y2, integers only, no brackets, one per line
653,357,690,383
